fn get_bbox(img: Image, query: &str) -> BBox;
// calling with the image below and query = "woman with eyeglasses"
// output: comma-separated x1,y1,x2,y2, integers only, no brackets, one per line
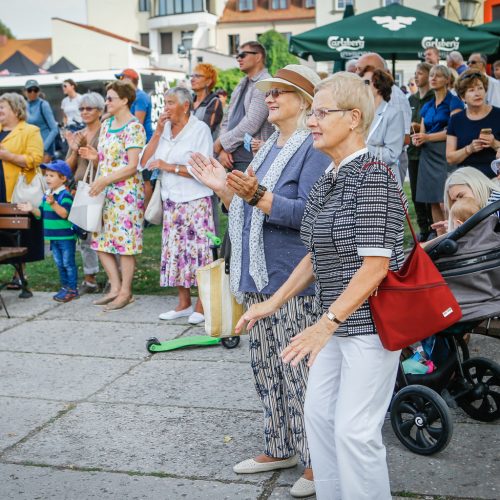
190,65,330,498
412,65,464,229
191,63,223,138
65,92,105,294
79,81,146,311
235,72,406,500
61,79,82,130
24,79,59,163
446,70,500,180
360,67,405,185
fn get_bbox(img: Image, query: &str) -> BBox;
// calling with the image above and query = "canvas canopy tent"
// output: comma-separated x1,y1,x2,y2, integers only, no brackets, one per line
0,51,41,75
290,4,499,70
471,19,500,36
48,57,79,73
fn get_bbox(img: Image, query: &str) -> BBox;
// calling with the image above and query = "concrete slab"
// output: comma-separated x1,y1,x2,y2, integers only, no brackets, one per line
0,463,263,500
91,358,261,411
0,353,137,401
387,421,500,499
3,402,271,485
39,294,197,326
0,317,26,334
0,320,188,359
0,397,67,452
0,291,59,319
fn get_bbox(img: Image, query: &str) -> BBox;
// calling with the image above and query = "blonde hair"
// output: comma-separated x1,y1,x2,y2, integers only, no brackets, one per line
449,197,481,230
315,72,374,137
0,92,27,121
444,167,500,213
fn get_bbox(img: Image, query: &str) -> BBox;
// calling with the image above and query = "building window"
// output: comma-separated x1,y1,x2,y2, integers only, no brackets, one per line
271,0,287,8
228,34,240,55
238,0,254,11
303,0,315,7
140,33,150,48
335,0,353,10
157,0,204,15
138,0,150,12
383,0,400,5
160,32,173,54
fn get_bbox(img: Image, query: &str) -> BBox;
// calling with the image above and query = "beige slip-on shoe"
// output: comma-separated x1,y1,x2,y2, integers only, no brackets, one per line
233,455,298,474
290,477,315,498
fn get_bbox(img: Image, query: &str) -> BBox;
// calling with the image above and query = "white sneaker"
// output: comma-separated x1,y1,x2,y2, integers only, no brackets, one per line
158,306,193,320
188,312,205,325
290,477,315,498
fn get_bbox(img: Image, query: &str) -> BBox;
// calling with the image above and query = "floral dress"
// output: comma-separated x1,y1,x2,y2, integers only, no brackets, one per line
91,117,146,255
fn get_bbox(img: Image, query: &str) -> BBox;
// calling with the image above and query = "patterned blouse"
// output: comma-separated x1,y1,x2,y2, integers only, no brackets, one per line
300,149,405,337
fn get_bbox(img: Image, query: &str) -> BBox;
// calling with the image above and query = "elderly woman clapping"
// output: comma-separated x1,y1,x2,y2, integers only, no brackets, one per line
237,72,406,499
140,87,215,325
190,65,330,498
65,92,105,294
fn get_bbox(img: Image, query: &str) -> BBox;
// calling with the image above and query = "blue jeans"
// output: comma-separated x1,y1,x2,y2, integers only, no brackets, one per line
50,239,78,290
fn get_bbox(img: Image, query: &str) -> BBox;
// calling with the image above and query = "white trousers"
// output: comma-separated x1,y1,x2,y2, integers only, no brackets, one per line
304,334,400,500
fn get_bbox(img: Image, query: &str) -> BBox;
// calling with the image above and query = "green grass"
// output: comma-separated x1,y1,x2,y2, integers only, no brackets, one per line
1,185,416,294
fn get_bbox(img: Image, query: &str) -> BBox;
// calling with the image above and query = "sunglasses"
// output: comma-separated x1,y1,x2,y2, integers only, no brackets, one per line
26,88,39,93
306,108,353,120
461,72,483,80
78,106,96,112
265,89,295,99
467,60,481,65
236,51,258,60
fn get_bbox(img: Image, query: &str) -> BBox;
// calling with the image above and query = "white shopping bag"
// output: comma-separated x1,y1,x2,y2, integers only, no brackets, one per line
68,162,105,232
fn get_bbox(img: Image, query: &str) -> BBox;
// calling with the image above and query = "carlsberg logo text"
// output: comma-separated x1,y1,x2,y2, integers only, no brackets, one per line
421,37,460,52
327,36,365,52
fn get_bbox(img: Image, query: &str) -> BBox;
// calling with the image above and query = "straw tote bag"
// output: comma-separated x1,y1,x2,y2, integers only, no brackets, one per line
364,161,462,351
196,258,246,338
68,162,105,232
11,169,47,207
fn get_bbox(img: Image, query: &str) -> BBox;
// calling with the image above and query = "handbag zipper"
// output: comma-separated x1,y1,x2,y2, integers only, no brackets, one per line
376,282,445,292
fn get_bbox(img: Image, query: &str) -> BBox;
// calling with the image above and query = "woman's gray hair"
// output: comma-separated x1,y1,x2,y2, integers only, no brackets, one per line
0,92,27,121
80,92,105,111
165,86,193,113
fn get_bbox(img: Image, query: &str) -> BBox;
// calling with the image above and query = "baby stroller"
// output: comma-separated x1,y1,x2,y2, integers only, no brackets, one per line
390,200,500,455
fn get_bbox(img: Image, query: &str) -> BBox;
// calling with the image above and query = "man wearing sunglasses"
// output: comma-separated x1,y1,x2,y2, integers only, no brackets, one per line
467,53,500,107
214,41,274,171
24,79,59,162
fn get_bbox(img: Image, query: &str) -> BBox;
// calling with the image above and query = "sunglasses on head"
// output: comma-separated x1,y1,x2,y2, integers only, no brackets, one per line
26,88,39,93
236,51,258,60
78,106,96,112
265,88,295,99
461,72,483,80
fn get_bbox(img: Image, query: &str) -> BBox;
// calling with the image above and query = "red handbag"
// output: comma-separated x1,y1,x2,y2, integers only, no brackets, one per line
367,164,462,351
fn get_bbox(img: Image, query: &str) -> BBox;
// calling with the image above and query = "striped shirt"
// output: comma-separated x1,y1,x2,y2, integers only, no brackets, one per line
40,187,75,240
300,149,405,337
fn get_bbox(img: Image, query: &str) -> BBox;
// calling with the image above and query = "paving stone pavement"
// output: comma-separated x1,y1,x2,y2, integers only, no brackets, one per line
0,291,498,500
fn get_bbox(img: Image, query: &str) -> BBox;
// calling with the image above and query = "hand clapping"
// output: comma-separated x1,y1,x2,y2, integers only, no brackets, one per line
226,167,259,203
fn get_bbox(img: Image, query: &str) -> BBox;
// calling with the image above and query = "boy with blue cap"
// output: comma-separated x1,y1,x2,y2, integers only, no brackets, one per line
18,160,79,302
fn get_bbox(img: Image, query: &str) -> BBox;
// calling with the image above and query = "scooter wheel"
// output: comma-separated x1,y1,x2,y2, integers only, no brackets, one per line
146,337,161,353
221,336,240,349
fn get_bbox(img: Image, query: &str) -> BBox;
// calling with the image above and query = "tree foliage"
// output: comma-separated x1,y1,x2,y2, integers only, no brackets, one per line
215,67,244,97
0,20,14,39
258,30,298,76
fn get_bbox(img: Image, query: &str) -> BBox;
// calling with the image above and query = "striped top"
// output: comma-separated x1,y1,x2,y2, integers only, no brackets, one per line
40,187,75,240
300,149,405,337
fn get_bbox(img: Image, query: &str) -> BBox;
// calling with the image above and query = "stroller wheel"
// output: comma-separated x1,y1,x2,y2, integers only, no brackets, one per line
391,385,453,455
457,357,500,422
221,336,240,349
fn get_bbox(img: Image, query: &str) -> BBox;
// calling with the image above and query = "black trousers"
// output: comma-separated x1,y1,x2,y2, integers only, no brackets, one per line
408,159,433,235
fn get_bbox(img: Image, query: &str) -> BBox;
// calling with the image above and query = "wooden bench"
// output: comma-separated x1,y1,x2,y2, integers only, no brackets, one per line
0,203,32,317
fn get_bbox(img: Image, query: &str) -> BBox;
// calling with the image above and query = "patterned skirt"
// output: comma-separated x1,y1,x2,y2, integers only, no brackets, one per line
160,196,215,288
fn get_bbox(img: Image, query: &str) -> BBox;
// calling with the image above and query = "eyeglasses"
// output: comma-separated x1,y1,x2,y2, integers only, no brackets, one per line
306,108,353,120
26,88,39,93
105,96,119,102
78,106,96,112
236,51,258,60
265,89,296,99
190,73,206,79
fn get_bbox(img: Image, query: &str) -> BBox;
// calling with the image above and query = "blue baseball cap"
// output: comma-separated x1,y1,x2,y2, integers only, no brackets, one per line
40,160,73,180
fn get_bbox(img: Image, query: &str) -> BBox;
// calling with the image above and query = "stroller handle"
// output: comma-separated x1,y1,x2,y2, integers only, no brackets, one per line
428,198,500,259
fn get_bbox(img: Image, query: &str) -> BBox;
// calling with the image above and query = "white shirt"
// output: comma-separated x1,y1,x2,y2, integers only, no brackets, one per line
61,94,82,125
389,84,412,134
141,115,213,203
486,76,500,107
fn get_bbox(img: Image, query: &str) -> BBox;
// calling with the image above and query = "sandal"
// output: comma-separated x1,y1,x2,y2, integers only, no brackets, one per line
6,278,22,290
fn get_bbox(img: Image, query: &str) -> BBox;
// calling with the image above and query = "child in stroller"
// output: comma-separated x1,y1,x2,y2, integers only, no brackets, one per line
390,197,500,455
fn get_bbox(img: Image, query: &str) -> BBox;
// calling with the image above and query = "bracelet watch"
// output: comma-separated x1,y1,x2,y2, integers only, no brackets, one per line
174,164,181,174
248,184,267,206
325,310,342,325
